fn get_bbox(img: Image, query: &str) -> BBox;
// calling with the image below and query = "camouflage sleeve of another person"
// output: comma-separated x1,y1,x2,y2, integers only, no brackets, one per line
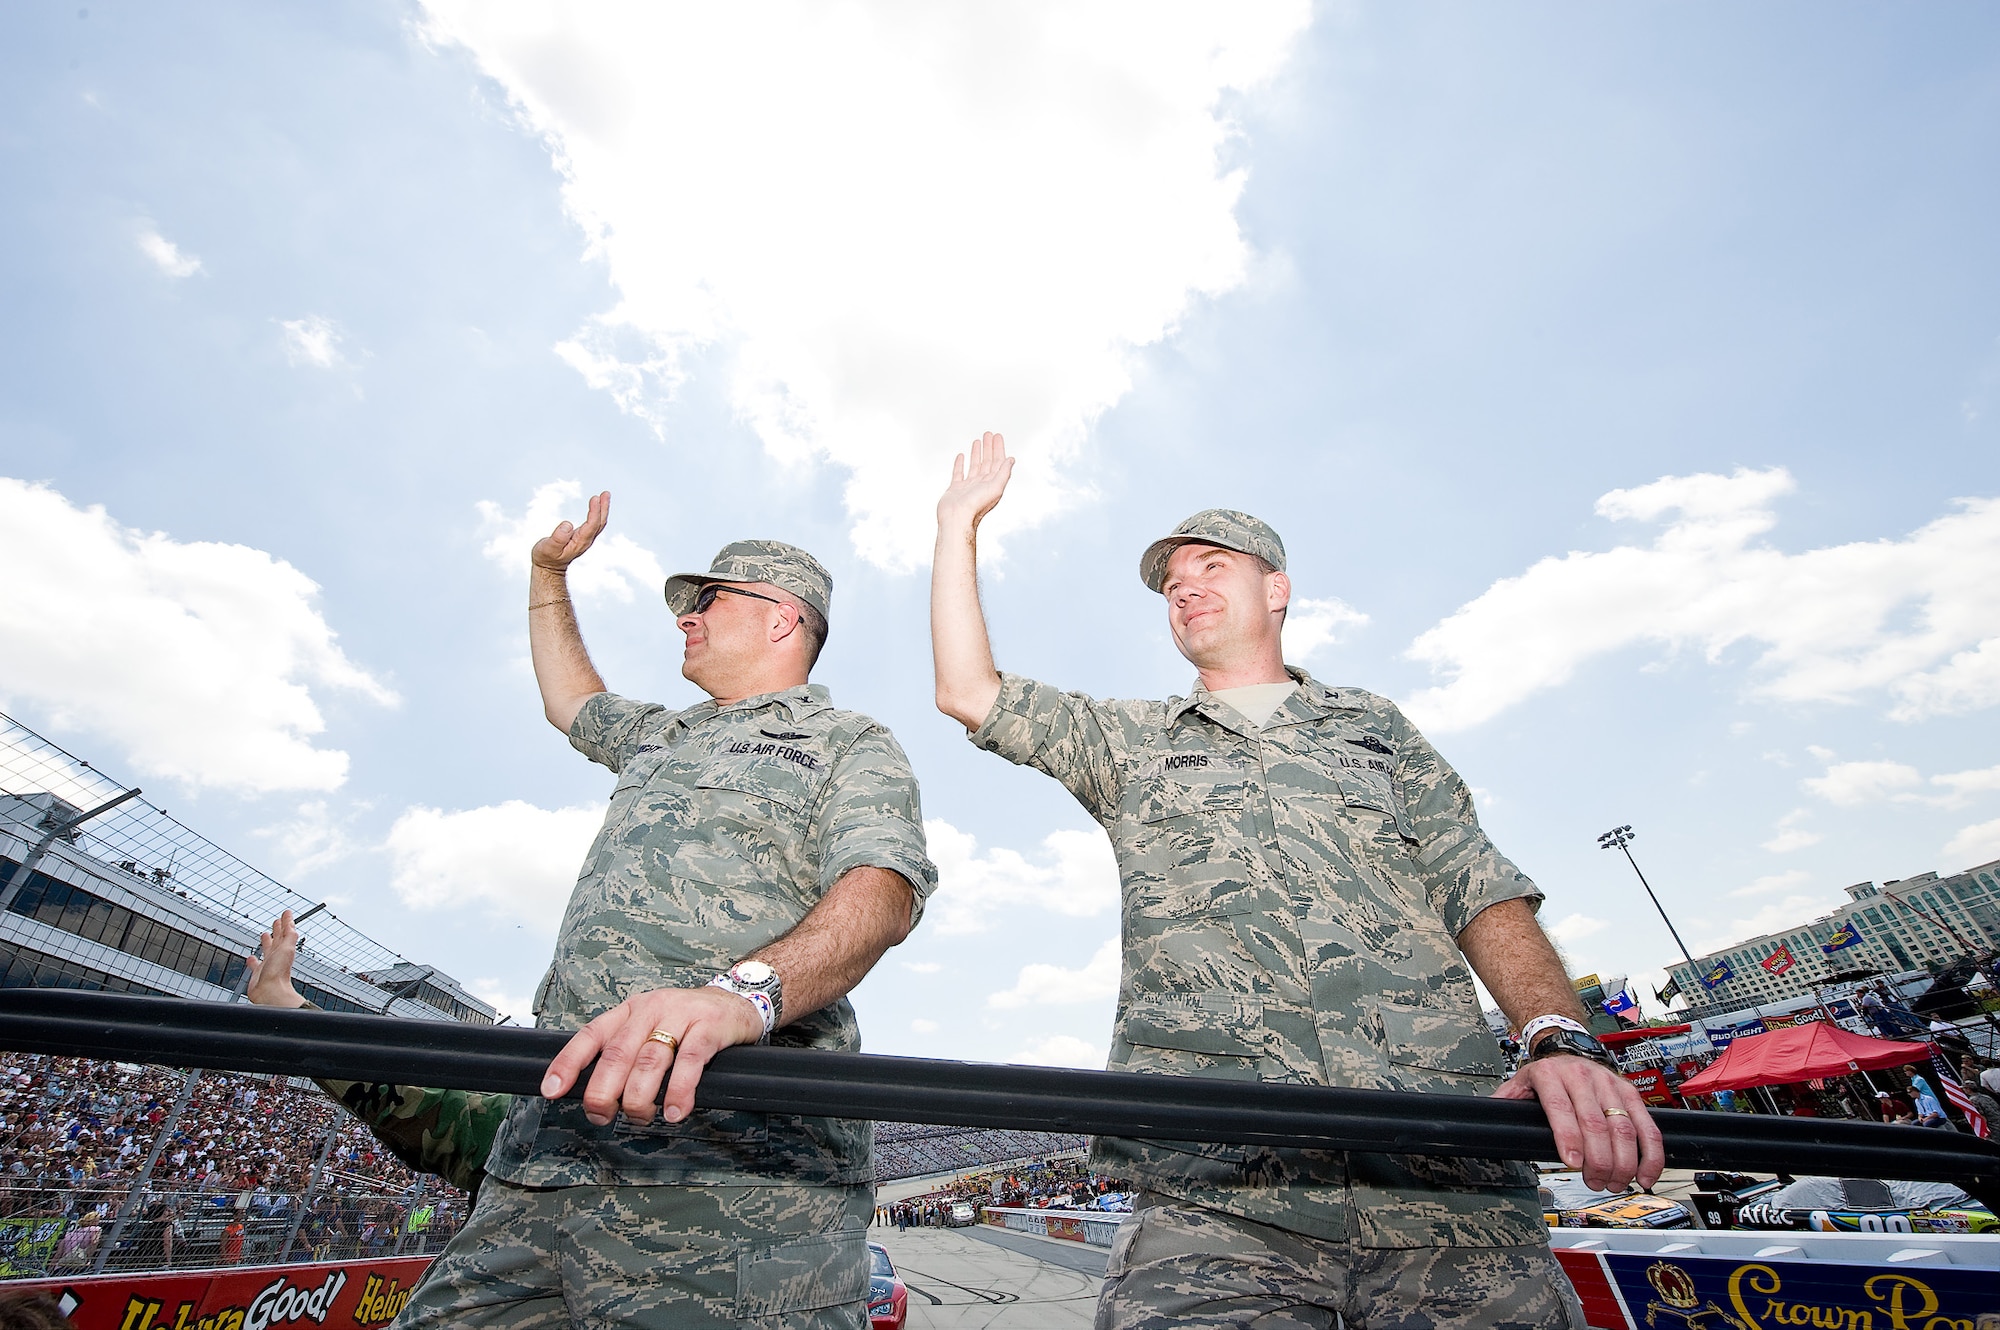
812,724,939,928
312,1079,510,1195
567,691,682,773
967,673,1134,822
1384,702,1543,938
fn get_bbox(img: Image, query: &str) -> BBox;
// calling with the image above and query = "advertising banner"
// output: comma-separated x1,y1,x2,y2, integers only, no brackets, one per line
0,1217,67,1279
1602,1250,1995,1330
6,1255,434,1330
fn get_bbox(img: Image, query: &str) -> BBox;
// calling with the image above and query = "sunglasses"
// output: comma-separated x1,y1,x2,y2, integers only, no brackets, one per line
692,584,787,614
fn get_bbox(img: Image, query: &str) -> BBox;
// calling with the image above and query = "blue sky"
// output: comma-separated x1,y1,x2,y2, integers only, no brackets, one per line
3,2,1998,1066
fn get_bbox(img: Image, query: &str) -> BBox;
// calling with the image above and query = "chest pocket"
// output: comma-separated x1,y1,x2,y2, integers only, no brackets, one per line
1316,736,1418,844
1125,763,1257,920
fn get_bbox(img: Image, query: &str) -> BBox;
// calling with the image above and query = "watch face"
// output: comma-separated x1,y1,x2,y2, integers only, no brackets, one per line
734,961,775,985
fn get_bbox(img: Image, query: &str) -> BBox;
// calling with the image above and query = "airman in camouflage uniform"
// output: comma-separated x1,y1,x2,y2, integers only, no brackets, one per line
397,496,936,1330
932,434,1660,1329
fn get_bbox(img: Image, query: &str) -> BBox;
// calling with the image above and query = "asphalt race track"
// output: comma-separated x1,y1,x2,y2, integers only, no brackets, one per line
870,1223,1107,1329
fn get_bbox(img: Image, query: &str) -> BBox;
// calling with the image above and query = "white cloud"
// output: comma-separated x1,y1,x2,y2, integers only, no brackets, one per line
1944,818,2000,870
924,819,1119,935
252,800,357,879
384,800,601,929
988,938,1120,1010
1546,913,1608,945
1282,597,1368,664
1728,869,1810,900
1404,469,2000,731
1930,763,2000,808
1803,759,1922,807
910,1018,939,1034
137,228,202,278
279,315,346,368
1761,810,1821,854
419,2,1312,570
1693,894,1840,956
467,979,534,1025
476,480,669,603
902,961,942,975
0,478,393,792
1010,1034,1106,1069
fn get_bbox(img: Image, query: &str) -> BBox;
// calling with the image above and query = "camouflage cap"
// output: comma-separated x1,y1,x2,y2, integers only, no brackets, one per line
1138,509,1286,592
664,540,833,621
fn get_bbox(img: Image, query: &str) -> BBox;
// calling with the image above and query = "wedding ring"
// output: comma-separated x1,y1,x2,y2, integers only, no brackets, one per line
1602,1107,1630,1118
645,1030,680,1052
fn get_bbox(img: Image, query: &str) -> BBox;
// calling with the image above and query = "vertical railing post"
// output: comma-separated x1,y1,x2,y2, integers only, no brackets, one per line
278,1115,341,1264
94,1066,198,1274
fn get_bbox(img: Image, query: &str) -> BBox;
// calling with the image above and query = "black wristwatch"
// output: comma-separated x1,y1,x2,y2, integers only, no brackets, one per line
1527,1027,1617,1070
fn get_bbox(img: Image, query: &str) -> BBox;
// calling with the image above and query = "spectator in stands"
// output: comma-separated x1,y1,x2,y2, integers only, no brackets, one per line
1905,1071,1952,1129
1874,1090,1914,1123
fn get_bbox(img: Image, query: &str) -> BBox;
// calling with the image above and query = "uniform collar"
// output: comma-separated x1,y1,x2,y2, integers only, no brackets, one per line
1168,666,1367,735
690,682,833,724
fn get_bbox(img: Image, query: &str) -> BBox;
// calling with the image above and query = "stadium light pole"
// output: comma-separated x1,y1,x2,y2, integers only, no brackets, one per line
1598,825,1698,971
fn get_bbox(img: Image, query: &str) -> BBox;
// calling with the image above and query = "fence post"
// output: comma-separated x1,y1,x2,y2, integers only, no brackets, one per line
278,1114,342,1264
93,1066,199,1274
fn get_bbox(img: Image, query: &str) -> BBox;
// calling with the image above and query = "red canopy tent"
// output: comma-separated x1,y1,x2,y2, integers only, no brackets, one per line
1679,1022,1930,1094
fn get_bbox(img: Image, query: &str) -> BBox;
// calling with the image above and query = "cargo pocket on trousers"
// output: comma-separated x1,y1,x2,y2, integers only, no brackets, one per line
735,1229,869,1318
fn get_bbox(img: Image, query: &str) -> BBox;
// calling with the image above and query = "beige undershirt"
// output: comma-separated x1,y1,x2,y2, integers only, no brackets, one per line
1210,681,1298,729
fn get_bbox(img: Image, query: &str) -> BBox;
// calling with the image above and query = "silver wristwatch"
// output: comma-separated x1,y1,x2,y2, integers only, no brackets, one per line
708,961,783,1044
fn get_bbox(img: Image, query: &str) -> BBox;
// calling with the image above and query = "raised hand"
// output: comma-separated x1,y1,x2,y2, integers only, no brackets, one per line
531,491,611,573
936,432,1014,530
246,910,307,1009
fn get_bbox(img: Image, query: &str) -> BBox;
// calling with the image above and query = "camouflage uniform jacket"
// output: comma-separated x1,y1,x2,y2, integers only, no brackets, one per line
315,1079,508,1199
486,686,937,1188
971,667,1547,1249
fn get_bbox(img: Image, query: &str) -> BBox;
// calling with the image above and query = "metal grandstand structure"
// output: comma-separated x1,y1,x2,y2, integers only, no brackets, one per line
0,710,491,1023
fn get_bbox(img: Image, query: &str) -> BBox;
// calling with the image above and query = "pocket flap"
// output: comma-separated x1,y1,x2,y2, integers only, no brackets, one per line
1124,993,1265,1057
736,1230,868,1317
1375,999,1502,1077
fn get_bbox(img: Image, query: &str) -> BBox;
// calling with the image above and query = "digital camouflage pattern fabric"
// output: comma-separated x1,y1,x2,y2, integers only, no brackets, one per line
664,539,835,621
316,1079,509,1198
397,1175,873,1329
971,667,1547,1249
1139,509,1288,592
1098,1195,1584,1329
485,686,936,1190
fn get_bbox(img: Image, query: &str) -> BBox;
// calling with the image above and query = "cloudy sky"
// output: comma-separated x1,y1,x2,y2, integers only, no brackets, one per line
4,2,1998,1066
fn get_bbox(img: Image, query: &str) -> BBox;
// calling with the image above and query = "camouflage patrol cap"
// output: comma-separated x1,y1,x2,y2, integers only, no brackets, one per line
664,540,833,621
1139,509,1286,592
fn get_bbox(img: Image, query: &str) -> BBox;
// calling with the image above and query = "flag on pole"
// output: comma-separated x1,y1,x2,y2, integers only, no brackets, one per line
1602,989,1638,1024
1656,974,1682,1005
1930,1043,1989,1139
1700,958,1734,989
1820,921,1864,954
1760,945,1795,976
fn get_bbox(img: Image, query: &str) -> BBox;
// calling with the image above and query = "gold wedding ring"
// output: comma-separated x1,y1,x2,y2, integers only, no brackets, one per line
645,1030,680,1052
1602,1107,1630,1118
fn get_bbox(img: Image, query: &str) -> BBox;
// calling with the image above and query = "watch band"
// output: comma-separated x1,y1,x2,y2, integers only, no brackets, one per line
708,963,782,1044
1527,1028,1617,1070
1519,1014,1589,1051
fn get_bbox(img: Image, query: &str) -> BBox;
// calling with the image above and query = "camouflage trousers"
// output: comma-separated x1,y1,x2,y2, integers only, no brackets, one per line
1096,1194,1585,1330
393,1176,873,1329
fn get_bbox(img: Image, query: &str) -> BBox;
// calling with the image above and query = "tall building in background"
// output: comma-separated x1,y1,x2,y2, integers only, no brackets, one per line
0,712,494,1024
1665,864,2000,1017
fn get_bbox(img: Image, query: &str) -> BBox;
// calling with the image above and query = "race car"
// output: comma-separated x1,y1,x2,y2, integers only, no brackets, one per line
867,1242,908,1330
1539,1173,1692,1229
1731,1176,1999,1233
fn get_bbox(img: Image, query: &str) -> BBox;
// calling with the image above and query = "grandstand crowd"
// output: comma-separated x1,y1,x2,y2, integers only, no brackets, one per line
0,1053,463,1273
0,1054,1114,1275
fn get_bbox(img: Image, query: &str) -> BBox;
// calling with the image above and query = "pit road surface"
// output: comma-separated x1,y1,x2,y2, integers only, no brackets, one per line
870,1222,1106,1329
